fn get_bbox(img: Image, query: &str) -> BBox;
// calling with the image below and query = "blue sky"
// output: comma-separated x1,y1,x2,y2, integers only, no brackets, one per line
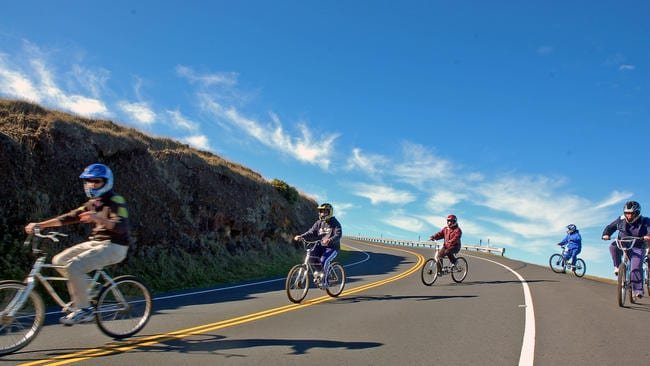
1,1,649,280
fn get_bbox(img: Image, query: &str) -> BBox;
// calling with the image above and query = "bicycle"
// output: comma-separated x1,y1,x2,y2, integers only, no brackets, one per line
645,249,650,296
421,242,468,286
0,228,153,356
285,239,345,303
549,245,586,277
614,236,646,307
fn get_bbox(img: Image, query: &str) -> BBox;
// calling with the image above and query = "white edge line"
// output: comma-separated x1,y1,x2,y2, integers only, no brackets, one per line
465,254,535,366
44,244,371,316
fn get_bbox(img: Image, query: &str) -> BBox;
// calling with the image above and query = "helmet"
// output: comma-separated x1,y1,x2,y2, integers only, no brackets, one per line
623,201,641,223
79,163,113,198
447,214,458,227
318,203,334,221
566,224,577,233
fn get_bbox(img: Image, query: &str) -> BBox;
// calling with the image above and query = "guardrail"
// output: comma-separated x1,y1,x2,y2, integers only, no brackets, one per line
345,235,506,256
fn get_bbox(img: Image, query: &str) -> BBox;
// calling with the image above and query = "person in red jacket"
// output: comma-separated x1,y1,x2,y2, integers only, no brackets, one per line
429,214,462,274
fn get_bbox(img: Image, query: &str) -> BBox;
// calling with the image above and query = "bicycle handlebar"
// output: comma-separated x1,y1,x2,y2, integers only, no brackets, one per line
296,237,321,249
614,236,645,250
23,227,68,249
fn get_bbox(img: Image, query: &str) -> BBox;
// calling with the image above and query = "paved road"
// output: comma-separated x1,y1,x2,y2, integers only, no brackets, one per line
2,238,649,365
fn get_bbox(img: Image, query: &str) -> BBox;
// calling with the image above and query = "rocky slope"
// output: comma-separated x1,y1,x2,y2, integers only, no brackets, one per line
0,99,317,290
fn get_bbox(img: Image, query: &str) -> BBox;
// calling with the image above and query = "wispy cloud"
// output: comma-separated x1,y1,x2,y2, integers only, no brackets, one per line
200,96,338,169
427,190,465,212
382,210,425,233
346,148,388,176
176,65,238,87
472,175,628,238
618,64,635,71
182,134,211,151
167,109,199,131
0,45,109,117
393,142,453,187
350,183,416,205
117,101,156,125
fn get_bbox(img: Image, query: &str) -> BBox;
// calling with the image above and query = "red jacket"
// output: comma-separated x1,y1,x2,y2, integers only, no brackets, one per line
430,226,462,249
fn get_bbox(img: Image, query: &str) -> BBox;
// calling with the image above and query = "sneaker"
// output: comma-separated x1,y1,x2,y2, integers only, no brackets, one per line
634,293,643,300
59,307,94,325
614,267,619,276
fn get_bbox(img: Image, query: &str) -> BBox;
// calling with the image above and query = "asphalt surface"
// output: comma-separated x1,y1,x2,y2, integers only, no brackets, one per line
2,238,649,365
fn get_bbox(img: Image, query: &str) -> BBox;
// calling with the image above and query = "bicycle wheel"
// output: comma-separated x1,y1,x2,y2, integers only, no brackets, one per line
573,259,586,278
421,259,438,286
0,281,45,356
549,254,566,273
325,263,346,297
286,264,309,303
451,257,469,283
617,263,626,307
95,275,152,339
646,262,649,296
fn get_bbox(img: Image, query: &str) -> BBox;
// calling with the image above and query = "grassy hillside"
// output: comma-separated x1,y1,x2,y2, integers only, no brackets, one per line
0,99,318,292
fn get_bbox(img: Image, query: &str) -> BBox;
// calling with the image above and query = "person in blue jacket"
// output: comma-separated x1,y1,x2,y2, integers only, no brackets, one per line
602,200,650,300
293,203,342,286
557,224,582,270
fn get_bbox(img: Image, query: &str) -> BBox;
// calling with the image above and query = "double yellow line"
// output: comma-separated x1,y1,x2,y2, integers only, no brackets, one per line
22,242,424,366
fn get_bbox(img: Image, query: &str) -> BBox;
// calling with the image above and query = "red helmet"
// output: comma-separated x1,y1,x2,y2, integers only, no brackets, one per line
447,214,458,227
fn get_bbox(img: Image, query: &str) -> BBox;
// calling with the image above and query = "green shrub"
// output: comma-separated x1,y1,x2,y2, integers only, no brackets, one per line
271,179,299,203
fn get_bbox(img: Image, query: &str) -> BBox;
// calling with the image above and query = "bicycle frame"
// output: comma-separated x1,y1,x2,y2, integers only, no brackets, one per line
300,240,324,281
5,230,122,317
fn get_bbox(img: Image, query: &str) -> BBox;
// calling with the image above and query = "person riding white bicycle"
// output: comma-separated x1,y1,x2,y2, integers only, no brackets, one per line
602,200,650,301
557,224,582,271
429,214,462,274
293,203,342,287
24,163,131,325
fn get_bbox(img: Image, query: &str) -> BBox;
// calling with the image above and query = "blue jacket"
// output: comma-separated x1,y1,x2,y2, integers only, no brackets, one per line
559,230,582,250
299,217,342,251
602,215,650,248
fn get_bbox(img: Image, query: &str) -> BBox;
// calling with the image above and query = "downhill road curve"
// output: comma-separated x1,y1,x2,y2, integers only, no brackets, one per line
2,238,649,365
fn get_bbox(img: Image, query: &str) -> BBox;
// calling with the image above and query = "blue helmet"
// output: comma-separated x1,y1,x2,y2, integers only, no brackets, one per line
79,163,113,198
566,224,577,233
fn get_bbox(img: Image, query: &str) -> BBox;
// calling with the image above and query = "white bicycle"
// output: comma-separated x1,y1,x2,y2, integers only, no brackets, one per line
0,228,152,355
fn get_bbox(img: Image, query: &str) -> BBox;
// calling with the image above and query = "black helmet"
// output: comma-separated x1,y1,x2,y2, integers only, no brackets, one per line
318,203,334,221
623,201,641,223
566,224,577,233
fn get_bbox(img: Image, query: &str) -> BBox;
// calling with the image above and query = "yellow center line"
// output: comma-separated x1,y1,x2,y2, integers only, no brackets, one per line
21,242,424,366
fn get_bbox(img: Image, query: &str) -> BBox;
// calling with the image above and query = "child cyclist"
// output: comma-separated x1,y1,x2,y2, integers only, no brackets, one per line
293,203,342,286
557,224,582,271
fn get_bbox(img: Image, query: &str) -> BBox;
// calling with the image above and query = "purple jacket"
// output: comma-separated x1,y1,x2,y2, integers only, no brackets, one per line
299,217,342,250
602,215,650,248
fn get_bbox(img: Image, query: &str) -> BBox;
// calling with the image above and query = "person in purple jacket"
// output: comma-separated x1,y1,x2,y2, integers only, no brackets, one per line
602,200,650,300
557,224,582,270
293,203,342,286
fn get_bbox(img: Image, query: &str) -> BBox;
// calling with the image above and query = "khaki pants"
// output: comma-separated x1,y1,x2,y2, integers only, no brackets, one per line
52,240,128,308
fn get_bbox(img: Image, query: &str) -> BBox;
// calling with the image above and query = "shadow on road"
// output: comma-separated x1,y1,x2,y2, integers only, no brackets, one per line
140,334,383,355
333,294,478,304
4,334,383,361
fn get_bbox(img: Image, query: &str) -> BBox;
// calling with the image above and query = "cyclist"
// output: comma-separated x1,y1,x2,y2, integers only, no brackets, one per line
293,203,342,286
24,163,131,325
601,200,650,300
429,214,462,274
557,224,582,271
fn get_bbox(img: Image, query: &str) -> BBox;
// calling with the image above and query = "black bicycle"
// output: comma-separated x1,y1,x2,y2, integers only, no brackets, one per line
549,245,586,278
285,239,345,303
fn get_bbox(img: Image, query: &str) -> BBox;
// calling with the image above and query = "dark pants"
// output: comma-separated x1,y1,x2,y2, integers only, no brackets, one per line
436,245,460,272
